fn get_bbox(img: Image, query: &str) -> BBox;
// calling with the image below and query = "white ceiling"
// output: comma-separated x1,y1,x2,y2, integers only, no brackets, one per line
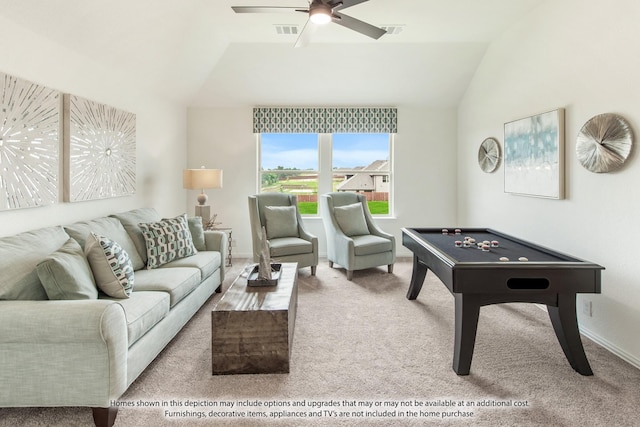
0,0,545,107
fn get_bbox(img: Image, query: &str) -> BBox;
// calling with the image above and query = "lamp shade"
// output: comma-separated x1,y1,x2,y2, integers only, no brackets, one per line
183,168,223,190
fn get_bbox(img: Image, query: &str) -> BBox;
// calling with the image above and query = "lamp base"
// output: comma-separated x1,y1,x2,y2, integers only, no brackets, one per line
195,205,210,228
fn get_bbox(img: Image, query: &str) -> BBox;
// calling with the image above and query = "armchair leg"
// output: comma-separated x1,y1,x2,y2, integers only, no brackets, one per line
388,264,394,274
92,406,118,427
311,265,316,276
347,270,353,281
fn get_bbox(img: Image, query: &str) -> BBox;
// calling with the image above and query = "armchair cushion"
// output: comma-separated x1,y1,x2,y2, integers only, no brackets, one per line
352,235,393,256
269,237,313,257
264,205,299,239
334,202,369,236
36,238,98,300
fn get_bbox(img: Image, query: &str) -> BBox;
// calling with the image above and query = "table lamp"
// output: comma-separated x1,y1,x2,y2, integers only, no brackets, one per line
183,167,223,227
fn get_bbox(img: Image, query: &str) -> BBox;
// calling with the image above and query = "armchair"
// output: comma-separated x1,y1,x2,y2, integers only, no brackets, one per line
320,192,395,280
248,193,318,275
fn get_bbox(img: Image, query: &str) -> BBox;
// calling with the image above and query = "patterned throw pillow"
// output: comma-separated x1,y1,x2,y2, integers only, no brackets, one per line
85,232,134,298
139,214,197,269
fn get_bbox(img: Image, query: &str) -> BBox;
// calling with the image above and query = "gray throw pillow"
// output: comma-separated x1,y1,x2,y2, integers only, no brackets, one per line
36,238,98,300
264,205,299,239
187,216,207,251
85,232,134,298
139,214,197,269
334,202,370,236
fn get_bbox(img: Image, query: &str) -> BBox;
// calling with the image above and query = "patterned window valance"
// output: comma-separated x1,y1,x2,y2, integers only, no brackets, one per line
253,107,397,133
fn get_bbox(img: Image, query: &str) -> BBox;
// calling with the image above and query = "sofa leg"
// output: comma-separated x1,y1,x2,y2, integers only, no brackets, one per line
311,265,317,276
388,264,394,274
215,284,222,293
92,406,118,427
329,261,334,268
347,270,353,281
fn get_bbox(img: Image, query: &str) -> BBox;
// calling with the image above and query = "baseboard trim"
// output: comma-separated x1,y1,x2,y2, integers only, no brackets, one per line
534,303,640,371
579,325,640,371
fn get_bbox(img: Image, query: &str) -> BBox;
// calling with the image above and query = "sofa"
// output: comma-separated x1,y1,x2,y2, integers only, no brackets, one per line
0,207,227,427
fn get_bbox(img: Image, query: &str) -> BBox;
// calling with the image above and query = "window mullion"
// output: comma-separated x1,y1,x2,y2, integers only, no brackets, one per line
317,133,333,197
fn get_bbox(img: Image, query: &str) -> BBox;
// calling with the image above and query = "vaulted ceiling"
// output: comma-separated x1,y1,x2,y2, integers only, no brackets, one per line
0,0,545,107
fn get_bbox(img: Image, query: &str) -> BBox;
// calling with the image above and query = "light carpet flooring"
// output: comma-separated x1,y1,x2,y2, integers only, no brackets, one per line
1,259,639,426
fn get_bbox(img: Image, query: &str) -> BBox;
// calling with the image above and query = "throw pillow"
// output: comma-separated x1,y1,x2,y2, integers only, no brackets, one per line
36,238,98,300
187,216,207,251
334,202,370,236
264,205,299,239
139,213,197,269
85,232,135,298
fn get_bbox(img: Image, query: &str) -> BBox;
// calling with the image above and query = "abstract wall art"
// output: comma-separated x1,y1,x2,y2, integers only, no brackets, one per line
64,94,136,202
0,72,60,211
504,109,565,199
576,113,633,173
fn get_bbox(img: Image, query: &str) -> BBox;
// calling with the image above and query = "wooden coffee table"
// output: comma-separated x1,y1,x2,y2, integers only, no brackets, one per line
211,262,298,374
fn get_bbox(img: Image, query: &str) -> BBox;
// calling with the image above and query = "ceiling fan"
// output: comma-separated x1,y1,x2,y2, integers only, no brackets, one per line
231,0,386,47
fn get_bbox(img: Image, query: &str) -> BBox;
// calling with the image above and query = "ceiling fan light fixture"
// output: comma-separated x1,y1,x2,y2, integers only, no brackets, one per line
309,6,332,25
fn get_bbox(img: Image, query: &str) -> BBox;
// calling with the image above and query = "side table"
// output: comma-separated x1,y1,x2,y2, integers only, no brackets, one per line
209,226,232,267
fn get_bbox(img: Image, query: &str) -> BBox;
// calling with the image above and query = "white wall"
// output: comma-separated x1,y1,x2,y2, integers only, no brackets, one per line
458,0,640,367
186,106,458,259
0,15,187,238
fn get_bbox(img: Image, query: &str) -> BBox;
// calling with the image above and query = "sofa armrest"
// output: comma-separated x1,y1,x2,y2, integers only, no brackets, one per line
204,230,228,278
0,300,128,407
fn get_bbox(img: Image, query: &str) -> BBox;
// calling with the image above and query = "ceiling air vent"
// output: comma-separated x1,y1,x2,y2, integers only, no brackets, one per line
274,25,299,35
380,25,405,35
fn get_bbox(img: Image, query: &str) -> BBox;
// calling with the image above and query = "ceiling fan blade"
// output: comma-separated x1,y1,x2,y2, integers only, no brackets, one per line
331,0,369,11
332,12,386,39
231,6,305,13
294,19,317,48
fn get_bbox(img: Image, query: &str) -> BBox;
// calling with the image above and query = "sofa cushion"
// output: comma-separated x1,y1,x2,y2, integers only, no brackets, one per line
139,214,198,269
64,216,144,271
85,233,135,299
102,291,170,347
187,217,207,251
269,237,313,257
36,238,98,300
334,202,370,237
110,208,162,265
352,234,393,256
160,251,220,281
264,205,299,239
133,267,201,307
0,226,70,300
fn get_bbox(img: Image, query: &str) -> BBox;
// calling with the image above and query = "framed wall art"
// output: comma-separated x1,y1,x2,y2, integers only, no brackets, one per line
63,94,136,202
504,109,565,199
0,72,60,210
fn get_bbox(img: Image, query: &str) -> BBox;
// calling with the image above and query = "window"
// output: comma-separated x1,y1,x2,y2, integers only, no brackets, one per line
332,133,391,215
260,133,319,214
259,133,393,216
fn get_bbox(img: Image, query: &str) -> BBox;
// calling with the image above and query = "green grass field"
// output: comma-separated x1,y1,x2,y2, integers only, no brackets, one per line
298,201,388,215
263,176,389,215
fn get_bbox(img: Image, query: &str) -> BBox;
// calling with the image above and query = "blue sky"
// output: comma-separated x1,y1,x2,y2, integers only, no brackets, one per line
261,133,389,170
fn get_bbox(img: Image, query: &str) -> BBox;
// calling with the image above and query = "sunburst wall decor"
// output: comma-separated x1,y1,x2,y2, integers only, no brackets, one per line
64,94,136,202
0,72,60,210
